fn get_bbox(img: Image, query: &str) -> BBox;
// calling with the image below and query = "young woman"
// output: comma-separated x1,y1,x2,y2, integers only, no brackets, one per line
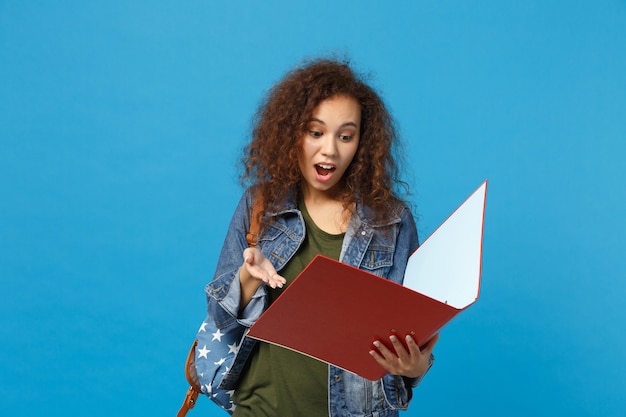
205,58,439,417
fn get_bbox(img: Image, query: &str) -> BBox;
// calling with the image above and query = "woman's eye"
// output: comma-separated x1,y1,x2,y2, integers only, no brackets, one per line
309,130,323,137
339,134,353,141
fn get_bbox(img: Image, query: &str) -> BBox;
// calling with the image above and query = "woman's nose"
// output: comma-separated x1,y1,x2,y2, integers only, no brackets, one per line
320,136,337,156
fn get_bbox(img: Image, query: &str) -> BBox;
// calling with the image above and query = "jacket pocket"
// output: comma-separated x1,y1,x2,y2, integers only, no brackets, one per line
360,246,394,277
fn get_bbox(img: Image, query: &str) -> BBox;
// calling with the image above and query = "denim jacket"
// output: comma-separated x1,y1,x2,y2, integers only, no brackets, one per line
205,187,431,417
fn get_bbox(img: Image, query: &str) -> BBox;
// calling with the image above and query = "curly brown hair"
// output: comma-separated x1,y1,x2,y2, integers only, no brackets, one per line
242,57,408,228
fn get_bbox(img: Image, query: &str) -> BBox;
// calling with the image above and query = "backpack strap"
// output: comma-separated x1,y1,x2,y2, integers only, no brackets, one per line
246,196,263,248
178,340,200,417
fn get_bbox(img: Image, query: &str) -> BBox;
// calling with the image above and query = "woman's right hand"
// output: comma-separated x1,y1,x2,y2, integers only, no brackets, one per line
241,247,286,289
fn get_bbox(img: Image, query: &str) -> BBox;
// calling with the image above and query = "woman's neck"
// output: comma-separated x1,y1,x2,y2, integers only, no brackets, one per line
301,186,354,234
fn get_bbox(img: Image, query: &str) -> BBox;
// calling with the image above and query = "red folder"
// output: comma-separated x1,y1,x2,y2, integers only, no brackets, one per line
248,181,488,381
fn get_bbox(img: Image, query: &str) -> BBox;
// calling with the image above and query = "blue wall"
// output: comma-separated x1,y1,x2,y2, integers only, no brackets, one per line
1,1,625,415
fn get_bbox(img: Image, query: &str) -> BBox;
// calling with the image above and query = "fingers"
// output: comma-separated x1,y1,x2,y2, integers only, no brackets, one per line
389,335,410,361
369,333,440,378
264,272,286,289
370,335,413,363
371,340,394,361
243,248,255,264
404,335,422,357
369,346,387,368
369,338,406,375
241,248,286,289
252,268,284,289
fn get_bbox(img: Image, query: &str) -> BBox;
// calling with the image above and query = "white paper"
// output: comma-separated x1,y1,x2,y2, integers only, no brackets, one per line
403,181,487,309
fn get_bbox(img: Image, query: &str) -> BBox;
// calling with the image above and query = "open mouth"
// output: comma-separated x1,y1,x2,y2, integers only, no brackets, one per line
315,163,336,176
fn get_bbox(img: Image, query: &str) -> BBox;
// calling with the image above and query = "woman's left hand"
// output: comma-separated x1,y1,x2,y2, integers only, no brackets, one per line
369,333,440,378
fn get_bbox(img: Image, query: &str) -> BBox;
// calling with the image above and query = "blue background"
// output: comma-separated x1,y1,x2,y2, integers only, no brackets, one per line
1,1,625,416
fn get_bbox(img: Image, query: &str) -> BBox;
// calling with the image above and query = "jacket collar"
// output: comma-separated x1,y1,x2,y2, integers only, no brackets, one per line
268,186,403,228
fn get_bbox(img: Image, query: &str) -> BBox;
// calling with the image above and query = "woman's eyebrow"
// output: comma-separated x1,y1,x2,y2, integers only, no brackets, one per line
309,117,326,125
309,118,358,129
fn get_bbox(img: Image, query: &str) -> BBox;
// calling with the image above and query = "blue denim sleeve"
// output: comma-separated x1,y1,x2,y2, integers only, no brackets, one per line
204,189,268,329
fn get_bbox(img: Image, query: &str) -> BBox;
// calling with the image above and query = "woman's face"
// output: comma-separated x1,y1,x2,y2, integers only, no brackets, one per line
298,95,361,198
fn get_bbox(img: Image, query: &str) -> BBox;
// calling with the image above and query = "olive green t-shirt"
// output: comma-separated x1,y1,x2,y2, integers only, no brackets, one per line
232,200,344,417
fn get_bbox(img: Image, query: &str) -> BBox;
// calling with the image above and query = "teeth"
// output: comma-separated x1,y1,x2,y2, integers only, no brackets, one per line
317,164,334,169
